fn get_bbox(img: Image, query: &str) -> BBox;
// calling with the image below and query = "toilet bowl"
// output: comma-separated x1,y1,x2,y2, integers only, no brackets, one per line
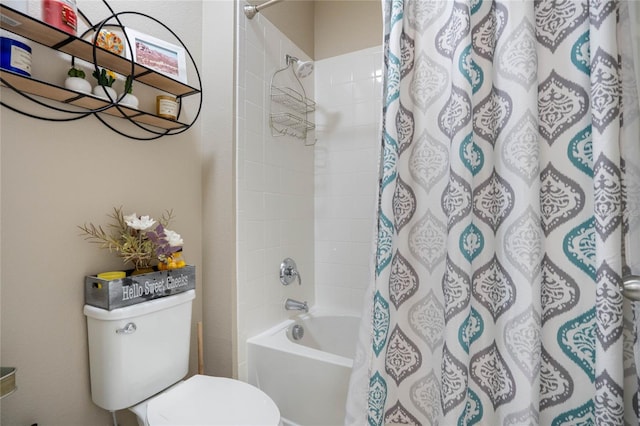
84,290,281,425
130,375,281,426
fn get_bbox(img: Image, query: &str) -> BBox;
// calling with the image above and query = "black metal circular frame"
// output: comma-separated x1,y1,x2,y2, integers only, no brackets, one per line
0,0,202,141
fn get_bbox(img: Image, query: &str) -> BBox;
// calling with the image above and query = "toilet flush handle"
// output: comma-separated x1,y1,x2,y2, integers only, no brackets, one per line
116,322,137,335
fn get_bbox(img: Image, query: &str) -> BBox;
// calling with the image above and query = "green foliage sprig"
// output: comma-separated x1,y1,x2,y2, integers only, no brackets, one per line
92,68,116,87
67,67,86,78
124,75,134,94
78,206,181,270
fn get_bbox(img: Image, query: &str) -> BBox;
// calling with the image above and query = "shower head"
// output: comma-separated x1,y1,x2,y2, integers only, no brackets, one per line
295,60,314,78
287,55,314,78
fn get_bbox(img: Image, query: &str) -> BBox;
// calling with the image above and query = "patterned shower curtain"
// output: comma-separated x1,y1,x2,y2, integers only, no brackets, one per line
346,0,640,425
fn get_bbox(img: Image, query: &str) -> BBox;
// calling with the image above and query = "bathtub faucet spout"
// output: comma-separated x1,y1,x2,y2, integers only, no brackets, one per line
284,298,308,313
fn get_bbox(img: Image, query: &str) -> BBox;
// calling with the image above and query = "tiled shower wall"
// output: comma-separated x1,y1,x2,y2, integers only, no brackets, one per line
237,0,383,377
236,3,315,380
314,46,383,315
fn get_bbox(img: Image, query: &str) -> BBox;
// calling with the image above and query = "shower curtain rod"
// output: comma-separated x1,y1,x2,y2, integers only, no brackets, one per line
244,0,285,19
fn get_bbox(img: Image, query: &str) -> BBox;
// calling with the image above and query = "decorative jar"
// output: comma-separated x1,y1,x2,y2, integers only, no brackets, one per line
118,93,139,109
64,76,91,94
93,85,117,102
158,251,186,271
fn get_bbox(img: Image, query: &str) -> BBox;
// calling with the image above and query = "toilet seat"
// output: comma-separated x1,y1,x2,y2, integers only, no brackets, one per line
144,375,280,425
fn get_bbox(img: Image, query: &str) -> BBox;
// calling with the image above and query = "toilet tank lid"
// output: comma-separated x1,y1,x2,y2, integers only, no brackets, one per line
84,290,195,320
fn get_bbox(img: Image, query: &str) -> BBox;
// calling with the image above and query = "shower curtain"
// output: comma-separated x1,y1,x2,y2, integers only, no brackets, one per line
346,0,640,425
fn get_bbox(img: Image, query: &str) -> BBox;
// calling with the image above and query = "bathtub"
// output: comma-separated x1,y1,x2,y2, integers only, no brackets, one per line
247,312,361,426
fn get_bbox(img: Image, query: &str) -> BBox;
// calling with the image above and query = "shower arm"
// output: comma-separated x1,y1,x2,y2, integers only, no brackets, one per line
244,0,285,19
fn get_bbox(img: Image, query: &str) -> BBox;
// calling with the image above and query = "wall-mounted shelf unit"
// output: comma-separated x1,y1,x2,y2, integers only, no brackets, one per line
0,3,202,139
271,86,315,113
1,70,188,130
270,111,315,134
269,59,315,142
270,86,315,138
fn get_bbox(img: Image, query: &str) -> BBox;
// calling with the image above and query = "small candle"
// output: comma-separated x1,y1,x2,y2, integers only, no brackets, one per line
156,95,178,120
42,0,78,36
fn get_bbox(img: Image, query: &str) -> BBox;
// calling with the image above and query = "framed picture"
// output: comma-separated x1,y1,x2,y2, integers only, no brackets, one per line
124,28,187,84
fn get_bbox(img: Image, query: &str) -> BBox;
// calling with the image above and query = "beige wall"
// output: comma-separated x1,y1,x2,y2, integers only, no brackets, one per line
201,0,236,380
249,0,382,60
0,0,381,423
314,0,382,60
0,1,234,424
253,0,315,58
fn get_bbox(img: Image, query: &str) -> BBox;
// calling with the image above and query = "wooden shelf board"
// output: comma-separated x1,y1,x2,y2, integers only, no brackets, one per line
1,70,188,130
1,71,76,102
0,6,71,47
132,113,186,130
0,5,200,98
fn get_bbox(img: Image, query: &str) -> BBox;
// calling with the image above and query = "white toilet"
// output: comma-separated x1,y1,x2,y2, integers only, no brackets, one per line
84,289,280,425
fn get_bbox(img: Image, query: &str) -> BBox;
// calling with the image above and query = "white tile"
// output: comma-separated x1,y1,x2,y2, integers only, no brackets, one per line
325,82,354,107
354,101,375,127
281,219,310,246
245,220,265,251
315,218,348,242
345,242,374,267
332,104,354,129
330,61,354,86
354,147,379,173
349,288,367,315
350,195,377,219
246,248,266,281
245,101,264,135
315,241,336,264
237,35,385,345
353,77,374,102
326,196,353,219
245,160,264,192
314,172,329,196
355,172,379,197
242,190,265,221
264,193,284,220
237,243,247,283
245,71,265,109
245,130,264,164
264,137,286,166
245,304,270,339
280,169,310,195
236,87,246,119
315,285,353,312
245,20,265,53
325,149,356,174
263,164,280,193
350,218,376,243
263,26,281,72
245,39,265,78
264,220,281,248
239,275,266,310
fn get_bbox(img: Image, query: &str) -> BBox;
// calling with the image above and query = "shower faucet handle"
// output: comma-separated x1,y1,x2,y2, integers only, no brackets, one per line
280,257,302,286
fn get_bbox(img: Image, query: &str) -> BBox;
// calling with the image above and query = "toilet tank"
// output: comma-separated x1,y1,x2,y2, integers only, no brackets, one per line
84,290,196,411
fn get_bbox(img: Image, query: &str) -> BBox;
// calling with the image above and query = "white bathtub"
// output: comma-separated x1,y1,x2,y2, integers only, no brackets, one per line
247,312,361,426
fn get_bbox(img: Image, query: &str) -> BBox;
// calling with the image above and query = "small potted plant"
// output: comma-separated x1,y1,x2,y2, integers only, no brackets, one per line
64,66,92,94
92,68,117,101
118,75,139,109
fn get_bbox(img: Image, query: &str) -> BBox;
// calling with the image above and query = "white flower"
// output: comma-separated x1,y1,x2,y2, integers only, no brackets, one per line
164,229,184,247
124,213,156,231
